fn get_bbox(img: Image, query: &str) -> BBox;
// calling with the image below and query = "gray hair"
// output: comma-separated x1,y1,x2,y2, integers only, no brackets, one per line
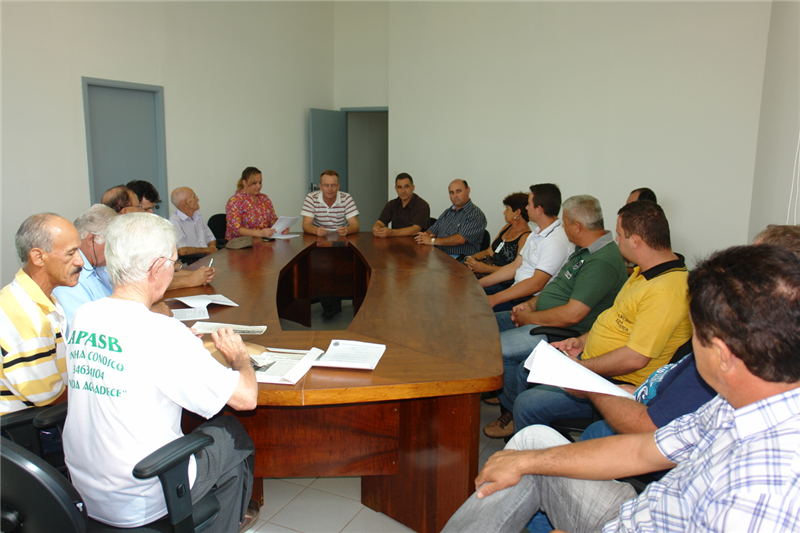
105,213,177,287
15,213,59,263
562,195,604,231
74,204,118,243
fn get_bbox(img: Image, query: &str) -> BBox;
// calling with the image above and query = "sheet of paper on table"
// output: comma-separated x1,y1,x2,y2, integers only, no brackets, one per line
172,307,209,321
271,216,300,234
191,322,267,335
271,234,300,240
312,339,386,370
167,294,238,308
524,340,635,400
252,347,322,385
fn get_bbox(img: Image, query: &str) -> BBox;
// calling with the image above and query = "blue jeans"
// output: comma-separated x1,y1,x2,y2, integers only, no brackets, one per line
441,426,637,533
496,313,543,410
512,361,593,432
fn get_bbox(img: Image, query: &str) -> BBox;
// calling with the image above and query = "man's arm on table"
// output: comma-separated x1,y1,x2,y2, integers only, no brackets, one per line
475,432,674,499
302,216,327,236
417,232,467,246
373,220,422,238
211,328,257,411
514,298,591,328
488,270,553,307
338,216,360,236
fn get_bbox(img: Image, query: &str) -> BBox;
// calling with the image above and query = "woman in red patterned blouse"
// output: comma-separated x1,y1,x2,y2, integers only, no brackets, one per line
225,167,278,240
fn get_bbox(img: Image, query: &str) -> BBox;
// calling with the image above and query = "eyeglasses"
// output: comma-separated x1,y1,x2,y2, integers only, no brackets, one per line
148,257,183,272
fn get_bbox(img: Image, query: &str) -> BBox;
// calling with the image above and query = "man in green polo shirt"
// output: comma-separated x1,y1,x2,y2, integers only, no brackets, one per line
487,195,628,437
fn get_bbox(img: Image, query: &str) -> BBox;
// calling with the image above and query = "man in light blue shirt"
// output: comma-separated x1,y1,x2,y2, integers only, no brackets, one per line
53,204,117,330
169,187,217,258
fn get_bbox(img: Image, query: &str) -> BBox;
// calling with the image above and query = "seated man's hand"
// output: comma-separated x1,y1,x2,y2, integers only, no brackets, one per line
211,327,249,369
282,228,289,234
373,226,390,238
414,231,433,245
187,266,215,287
316,226,328,237
336,226,348,236
474,449,528,499
551,337,584,357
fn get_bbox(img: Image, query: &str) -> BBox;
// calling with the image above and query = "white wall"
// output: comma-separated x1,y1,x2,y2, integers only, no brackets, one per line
384,2,771,266
749,1,800,239
2,1,334,282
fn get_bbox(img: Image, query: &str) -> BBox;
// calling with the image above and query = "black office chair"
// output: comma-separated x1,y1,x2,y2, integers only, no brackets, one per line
480,229,491,251
206,214,227,247
2,404,221,533
0,405,47,457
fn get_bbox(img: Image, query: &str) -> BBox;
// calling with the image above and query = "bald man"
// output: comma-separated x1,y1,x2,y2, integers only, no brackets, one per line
169,187,217,257
415,179,487,257
102,185,143,214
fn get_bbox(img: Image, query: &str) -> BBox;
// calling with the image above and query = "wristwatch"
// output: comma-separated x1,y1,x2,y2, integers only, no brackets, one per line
431,238,436,246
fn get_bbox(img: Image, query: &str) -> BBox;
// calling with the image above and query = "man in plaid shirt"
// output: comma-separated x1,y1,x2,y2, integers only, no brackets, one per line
443,243,800,533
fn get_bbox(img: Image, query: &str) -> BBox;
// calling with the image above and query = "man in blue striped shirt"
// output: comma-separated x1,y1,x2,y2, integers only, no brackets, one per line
415,179,486,257
443,244,800,533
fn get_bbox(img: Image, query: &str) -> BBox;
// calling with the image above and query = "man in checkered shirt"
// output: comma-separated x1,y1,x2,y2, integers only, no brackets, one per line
443,243,800,533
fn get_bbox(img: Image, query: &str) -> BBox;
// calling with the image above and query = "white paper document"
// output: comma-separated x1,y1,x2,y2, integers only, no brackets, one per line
271,216,300,234
191,322,267,335
524,340,635,399
271,233,300,240
172,307,209,321
312,340,386,370
168,294,238,308
251,347,322,385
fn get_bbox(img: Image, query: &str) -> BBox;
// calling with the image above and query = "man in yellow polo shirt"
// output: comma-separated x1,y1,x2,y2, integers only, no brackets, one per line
1,213,83,413
510,200,692,432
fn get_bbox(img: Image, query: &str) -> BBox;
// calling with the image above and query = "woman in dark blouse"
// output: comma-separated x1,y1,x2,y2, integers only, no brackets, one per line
465,192,531,276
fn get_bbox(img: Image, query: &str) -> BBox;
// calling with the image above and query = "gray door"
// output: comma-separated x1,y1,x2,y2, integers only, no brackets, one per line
347,112,388,229
309,108,348,191
83,78,168,215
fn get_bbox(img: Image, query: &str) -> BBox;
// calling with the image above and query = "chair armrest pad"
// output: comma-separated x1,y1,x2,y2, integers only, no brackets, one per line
0,407,43,431
529,326,581,339
32,403,68,430
133,433,214,479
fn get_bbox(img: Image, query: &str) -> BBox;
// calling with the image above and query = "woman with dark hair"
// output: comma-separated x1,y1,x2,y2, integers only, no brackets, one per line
465,192,531,276
225,167,278,240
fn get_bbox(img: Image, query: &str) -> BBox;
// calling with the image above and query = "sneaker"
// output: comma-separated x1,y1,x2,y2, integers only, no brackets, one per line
483,410,514,438
238,500,261,533
482,396,500,406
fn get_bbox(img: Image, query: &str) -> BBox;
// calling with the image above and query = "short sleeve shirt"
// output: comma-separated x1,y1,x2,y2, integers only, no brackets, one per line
225,190,278,240
534,232,628,334
170,210,216,249
428,200,487,256
513,220,573,291
378,194,430,231
301,190,359,229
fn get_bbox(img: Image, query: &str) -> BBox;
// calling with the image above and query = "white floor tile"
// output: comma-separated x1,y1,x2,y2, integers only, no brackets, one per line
254,521,304,533
478,437,506,471
270,487,363,533
309,476,361,501
261,478,306,521
341,507,417,533
241,518,268,533
279,477,318,487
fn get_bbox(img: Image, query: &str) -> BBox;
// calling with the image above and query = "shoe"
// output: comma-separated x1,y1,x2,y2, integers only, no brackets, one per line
483,410,514,438
238,500,261,532
321,305,342,320
482,396,500,406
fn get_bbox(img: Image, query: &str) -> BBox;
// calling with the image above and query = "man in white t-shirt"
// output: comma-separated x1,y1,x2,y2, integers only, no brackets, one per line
63,213,259,532
479,184,573,311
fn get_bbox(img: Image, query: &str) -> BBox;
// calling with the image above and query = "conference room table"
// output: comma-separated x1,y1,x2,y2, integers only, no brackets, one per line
167,233,502,533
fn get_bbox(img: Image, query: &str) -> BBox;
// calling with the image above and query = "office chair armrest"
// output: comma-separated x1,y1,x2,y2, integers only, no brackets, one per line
529,326,581,342
33,403,68,430
133,433,214,480
0,407,44,431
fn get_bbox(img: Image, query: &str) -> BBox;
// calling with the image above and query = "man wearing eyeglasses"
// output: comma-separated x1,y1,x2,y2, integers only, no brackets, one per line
127,180,163,214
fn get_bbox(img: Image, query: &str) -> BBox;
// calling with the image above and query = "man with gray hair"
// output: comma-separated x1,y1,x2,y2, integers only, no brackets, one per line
1,213,83,413
63,213,259,531
485,195,628,438
53,204,118,327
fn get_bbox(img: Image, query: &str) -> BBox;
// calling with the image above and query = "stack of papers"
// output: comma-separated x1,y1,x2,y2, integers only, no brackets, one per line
271,216,300,239
524,340,634,399
251,347,322,385
168,294,238,321
312,340,386,370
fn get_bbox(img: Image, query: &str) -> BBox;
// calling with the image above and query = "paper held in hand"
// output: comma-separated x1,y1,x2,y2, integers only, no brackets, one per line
167,294,238,308
251,347,322,385
524,340,635,400
191,322,267,335
312,340,386,370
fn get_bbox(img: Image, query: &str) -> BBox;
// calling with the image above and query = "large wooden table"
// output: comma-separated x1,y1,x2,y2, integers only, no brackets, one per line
167,233,502,533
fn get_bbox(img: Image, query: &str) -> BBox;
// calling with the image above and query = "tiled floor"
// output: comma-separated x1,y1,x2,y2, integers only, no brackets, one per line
259,301,508,533
244,400,507,533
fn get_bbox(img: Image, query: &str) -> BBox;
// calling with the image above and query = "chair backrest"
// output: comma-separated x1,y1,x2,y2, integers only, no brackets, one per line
1,438,88,533
206,214,226,242
480,229,491,251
